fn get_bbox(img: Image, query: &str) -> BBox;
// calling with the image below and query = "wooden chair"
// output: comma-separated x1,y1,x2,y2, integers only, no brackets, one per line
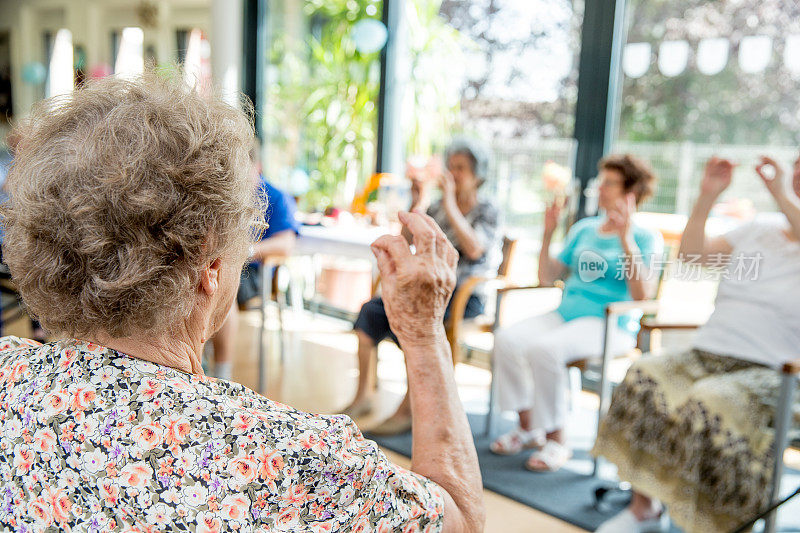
632,317,800,533
445,236,518,364
369,236,518,366
482,246,672,442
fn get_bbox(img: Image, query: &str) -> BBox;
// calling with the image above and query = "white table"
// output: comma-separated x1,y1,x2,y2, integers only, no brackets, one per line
296,224,394,260
257,224,395,393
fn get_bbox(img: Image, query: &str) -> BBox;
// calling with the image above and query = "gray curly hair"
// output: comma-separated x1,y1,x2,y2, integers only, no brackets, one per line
2,70,262,338
444,137,491,183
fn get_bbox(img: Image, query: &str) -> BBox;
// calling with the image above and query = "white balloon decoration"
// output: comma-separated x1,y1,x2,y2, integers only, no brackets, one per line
623,42,651,79
784,34,800,75
351,19,388,54
697,37,729,75
658,40,690,77
738,35,772,74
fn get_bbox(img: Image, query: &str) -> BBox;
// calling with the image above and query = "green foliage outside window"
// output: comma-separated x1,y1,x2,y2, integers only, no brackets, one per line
265,0,465,211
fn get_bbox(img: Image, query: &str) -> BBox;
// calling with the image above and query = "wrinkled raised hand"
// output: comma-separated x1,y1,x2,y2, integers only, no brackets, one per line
409,178,430,211
371,210,458,349
793,156,800,199
701,157,735,197
438,171,457,205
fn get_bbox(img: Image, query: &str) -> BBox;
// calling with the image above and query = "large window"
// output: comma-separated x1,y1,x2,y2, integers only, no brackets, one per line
614,0,800,216
259,0,584,226
261,0,384,210
414,0,584,235
428,0,584,282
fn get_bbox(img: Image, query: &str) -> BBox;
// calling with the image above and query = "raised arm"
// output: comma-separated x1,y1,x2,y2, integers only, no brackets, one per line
679,157,734,265
402,173,433,244
438,173,486,261
371,211,484,532
538,199,567,286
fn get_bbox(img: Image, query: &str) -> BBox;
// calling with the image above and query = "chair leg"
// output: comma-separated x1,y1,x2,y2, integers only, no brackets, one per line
258,264,269,395
274,265,287,365
371,344,379,392
593,315,615,478
486,290,505,438
764,373,797,533
276,295,285,365
568,366,581,413
485,352,495,437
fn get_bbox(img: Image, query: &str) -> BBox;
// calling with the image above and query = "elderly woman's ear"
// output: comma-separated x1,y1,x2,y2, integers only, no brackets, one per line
200,257,225,296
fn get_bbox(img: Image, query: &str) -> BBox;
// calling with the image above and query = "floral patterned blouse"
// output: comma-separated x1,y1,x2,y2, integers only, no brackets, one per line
0,337,444,532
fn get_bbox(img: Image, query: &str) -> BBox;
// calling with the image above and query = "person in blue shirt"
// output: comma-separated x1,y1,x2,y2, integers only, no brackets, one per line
209,144,299,380
489,154,663,472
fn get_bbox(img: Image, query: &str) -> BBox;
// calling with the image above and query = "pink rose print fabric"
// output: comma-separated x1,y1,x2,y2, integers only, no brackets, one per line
0,337,444,532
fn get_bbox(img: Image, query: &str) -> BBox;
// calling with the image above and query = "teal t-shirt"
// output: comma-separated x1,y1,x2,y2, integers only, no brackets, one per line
555,216,663,334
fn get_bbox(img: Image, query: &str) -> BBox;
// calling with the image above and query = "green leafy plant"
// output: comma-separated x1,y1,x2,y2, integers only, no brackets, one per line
403,0,467,157
264,0,467,210
266,0,381,210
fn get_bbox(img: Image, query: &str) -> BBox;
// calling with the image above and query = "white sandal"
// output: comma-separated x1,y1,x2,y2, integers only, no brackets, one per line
489,427,545,455
525,440,572,472
595,509,669,533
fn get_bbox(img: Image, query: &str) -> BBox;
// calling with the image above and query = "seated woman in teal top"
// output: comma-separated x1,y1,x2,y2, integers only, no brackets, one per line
556,213,662,335
489,154,663,472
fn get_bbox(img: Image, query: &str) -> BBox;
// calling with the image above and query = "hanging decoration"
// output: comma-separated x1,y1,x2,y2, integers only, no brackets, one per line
622,42,651,78
350,19,388,54
21,61,47,85
696,37,729,75
783,34,800,75
658,40,690,77
738,35,772,74
48,29,74,97
88,63,112,79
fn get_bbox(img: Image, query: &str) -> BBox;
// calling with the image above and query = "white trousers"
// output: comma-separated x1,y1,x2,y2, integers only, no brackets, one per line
492,310,636,432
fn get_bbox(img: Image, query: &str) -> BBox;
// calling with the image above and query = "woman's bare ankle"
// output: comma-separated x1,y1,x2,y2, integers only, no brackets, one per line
545,429,564,444
518,410,534,431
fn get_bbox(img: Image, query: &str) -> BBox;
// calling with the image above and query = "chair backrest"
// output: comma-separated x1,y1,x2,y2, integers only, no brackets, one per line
497,236,517,278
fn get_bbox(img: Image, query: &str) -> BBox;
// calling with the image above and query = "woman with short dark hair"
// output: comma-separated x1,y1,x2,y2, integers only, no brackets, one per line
489,153,663,473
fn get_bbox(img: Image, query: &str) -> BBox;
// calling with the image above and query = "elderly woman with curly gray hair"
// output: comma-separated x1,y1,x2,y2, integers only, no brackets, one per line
0,72,484,532
343,139,501,435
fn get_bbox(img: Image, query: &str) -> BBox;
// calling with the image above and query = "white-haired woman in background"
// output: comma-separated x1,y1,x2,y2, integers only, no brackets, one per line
343,139,501,435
